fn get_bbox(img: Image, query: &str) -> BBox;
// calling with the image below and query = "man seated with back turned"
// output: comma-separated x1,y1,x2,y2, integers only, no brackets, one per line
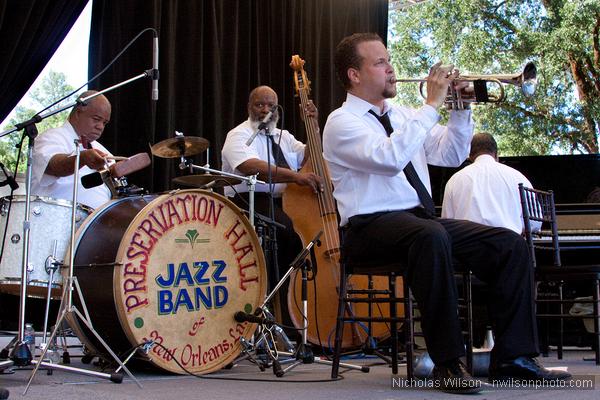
31,90,113,209
323,32,570,393
442,132,540,234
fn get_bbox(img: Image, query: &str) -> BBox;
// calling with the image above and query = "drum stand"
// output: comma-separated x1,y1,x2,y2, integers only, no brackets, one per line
0,120,57,378
24,138,142,394
239,231,368,377
178,151,265,227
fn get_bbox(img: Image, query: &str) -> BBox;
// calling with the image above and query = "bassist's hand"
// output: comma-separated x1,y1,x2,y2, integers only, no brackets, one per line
294,172,323,194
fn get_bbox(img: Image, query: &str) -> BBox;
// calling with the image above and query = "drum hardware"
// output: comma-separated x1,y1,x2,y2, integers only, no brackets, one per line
152,133,264,226
25,137,141,394
234,231,367,377
175,153,264,227
172,174,243,189
115,339,155,374
41,241,61,353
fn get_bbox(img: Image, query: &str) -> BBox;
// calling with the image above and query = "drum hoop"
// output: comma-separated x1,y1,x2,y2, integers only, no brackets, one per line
1,194,94,214
72,196,154,251
112,189,267,374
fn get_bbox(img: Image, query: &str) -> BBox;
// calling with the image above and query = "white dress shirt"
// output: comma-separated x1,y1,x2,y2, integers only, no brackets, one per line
323,93,473,226
31,121,112,209
442,154,540,234
221,118,305,197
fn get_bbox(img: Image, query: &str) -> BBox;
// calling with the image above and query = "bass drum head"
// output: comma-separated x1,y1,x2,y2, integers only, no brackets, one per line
112,189,266,374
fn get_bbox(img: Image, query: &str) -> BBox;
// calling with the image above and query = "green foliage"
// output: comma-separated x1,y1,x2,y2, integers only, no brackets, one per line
0,71,76,172
389,0,600,155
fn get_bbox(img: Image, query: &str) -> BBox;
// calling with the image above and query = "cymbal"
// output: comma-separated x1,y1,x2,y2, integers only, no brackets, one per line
172,174,242,189
151,136,209,158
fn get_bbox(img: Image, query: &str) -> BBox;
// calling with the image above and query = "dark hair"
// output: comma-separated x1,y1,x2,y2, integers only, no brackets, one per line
334,33,383,90
469,132,498,159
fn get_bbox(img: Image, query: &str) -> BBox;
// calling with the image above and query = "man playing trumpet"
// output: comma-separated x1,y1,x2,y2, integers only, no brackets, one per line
323,32,569,393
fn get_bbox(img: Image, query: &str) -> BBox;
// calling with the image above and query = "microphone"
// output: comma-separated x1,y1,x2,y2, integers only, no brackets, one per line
233,311,275,326
151,32,159,101
81,153,151,189
245,105,277,146
258,107,275,129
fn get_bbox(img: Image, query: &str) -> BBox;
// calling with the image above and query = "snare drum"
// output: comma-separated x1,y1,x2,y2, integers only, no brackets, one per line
0,195,92,298
69,190,266,374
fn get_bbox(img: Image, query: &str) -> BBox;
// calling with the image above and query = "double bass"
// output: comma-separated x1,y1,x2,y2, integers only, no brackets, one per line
283,55,403,350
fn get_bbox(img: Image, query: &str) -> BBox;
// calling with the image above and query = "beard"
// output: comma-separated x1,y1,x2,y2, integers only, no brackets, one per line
382,85,397,99
249,113,279,132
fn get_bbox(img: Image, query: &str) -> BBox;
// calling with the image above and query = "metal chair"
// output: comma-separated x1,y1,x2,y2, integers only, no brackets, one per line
519,183,600,364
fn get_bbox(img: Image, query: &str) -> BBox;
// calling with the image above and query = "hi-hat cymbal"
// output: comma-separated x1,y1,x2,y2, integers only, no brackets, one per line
172,174,242,189
151,136,209,158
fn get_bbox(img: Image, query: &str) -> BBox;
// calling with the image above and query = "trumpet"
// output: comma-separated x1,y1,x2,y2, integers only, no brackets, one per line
394,62,537,110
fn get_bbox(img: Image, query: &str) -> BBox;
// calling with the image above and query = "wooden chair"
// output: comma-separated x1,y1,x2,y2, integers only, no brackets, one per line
330,229,475,379
519,183,600,364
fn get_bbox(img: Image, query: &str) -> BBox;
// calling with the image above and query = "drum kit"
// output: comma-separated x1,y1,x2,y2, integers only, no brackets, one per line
1,130,316,387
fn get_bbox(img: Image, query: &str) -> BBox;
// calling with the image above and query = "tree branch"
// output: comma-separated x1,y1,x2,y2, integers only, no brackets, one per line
584,55,600,92
481,11,517,34
500,103,580,128
492,1,508,14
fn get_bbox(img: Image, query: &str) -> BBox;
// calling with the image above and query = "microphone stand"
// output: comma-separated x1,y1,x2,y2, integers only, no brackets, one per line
239,231,367,376
263,126,281,287
0,69,155,394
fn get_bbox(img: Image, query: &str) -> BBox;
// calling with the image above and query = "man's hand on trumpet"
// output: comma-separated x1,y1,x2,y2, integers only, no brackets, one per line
425,62,471,110
426,62,456,109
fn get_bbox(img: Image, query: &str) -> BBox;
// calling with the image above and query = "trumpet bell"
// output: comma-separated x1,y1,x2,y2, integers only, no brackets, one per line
519,62,537,98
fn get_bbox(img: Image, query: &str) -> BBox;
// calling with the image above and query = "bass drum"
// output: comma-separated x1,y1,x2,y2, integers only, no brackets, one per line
69,190,266,374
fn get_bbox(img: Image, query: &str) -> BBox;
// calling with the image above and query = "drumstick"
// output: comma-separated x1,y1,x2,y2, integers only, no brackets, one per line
105,156,129,161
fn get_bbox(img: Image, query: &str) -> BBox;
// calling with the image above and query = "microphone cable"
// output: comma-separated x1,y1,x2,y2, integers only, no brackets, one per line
146,341,344,382
32,27,158,120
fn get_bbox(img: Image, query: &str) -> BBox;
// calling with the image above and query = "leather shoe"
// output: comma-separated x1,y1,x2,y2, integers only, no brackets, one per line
489,356,571,382
432,359,483,394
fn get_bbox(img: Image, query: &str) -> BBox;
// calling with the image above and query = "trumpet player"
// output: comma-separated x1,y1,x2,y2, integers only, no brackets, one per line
323,32,570,394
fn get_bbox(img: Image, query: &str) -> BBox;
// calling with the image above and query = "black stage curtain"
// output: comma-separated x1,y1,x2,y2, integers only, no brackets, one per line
89,0,388,193
0,0,88,122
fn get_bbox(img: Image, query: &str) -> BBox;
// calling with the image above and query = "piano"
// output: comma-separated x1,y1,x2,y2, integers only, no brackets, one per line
430,154,600,265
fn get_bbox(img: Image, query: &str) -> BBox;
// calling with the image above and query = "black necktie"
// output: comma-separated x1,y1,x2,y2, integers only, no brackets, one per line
268,134,290,169
368,110,436,216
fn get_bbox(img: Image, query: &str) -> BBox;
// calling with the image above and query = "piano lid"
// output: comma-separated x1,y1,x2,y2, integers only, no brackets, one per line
429,154,600,206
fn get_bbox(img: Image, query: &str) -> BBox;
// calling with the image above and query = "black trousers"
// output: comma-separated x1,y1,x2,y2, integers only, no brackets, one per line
344,208,539,365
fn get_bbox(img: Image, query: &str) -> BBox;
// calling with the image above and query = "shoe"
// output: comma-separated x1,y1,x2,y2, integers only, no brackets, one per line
432,359,484,394
489,356,572,382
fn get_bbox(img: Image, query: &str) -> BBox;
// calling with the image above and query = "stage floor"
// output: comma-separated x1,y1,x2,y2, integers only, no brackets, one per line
1,334,599,400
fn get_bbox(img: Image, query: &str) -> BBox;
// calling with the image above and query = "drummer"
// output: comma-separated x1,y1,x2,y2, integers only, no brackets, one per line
31,90,113,209
221,85,323,288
